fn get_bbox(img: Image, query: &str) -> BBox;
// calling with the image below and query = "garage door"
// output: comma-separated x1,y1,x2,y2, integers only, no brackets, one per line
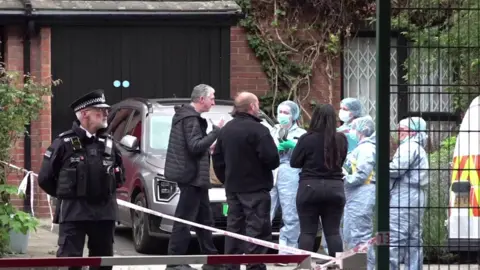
51,26,230,138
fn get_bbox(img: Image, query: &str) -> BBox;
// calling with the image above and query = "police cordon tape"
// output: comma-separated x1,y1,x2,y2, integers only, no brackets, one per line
0,254,314,268
118,200,333,261
118,198,379,270
316,236,377,269
0,161,54,228
0,161,379,269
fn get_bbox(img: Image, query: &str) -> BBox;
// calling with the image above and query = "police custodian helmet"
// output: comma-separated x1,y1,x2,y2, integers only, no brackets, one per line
70,89,110,113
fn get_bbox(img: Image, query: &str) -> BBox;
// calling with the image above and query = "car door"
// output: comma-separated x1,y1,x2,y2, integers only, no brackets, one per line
107,107,135,223
122,109,144,194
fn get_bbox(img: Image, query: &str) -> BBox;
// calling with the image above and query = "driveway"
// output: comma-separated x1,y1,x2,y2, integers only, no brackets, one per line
113,226,144,256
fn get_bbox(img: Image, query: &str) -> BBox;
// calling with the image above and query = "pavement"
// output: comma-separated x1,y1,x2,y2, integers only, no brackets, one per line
34,219,144,257
1,219,479,270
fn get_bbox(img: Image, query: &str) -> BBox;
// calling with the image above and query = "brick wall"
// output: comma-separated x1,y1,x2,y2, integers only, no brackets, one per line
230,27,270,97
4,26,26,211
4,26,52,217
230,26,342,110
29,27,52,217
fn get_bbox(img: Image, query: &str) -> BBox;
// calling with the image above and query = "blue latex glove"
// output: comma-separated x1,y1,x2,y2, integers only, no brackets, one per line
277,144,285,152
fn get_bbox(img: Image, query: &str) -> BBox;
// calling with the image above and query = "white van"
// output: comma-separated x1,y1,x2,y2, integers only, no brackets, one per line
447,95,480,251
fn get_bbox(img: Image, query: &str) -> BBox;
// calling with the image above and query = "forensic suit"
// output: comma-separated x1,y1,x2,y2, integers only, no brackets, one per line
389,117,429,270
270,123,306,253
342,116,376,270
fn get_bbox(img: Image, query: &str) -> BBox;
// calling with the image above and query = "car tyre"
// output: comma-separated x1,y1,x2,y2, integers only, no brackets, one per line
132,192,159,254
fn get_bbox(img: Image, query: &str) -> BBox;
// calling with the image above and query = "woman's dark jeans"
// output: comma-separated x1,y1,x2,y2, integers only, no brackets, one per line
296,179,345,257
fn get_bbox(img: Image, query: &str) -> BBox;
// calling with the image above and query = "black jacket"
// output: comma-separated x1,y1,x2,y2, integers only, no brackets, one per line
164,104,220,189
38,121,125,223
212,112,280,193
290,131,348,181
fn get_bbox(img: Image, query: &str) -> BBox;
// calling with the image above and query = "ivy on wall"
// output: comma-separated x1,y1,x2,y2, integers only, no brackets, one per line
0,69,59,255
235,0,376,121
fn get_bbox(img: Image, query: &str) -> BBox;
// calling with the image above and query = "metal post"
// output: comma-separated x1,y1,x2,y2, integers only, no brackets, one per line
375,0,391,268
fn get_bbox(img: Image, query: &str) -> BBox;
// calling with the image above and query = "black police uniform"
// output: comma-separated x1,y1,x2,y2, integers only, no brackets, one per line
38,90,125,270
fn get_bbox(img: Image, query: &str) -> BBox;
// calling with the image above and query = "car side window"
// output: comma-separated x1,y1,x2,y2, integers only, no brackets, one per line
149,115,173,153
125,110,142,146
109,108,134,141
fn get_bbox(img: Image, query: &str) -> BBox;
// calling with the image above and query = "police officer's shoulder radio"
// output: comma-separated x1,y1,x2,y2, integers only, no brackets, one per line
98,134,114,157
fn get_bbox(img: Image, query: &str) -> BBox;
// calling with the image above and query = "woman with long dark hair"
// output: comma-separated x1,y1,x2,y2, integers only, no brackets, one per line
290,104,348,256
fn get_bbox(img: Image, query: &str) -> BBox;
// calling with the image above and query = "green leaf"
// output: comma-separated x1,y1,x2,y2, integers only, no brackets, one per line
0,185,19,195
0,67,55,255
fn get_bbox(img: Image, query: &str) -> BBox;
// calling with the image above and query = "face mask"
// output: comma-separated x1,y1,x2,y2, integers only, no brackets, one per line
339,109,352,123
277,114,291,125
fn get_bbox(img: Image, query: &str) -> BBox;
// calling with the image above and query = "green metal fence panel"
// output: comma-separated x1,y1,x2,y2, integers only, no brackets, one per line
375,0,480,269
376,0,391,269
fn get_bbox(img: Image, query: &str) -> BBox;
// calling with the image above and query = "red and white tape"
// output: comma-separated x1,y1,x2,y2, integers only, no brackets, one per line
118,199,334,262
0,161,54,226
0,254,312,268
121,200,378,269
317,236,377,269
1,161,378,269
317,231,390,269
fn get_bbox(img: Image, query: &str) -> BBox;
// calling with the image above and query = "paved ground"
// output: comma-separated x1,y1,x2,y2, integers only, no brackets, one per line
2,219,479,270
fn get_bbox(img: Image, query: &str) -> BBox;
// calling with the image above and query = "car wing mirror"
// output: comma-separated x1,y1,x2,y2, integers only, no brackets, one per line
120,135,140,151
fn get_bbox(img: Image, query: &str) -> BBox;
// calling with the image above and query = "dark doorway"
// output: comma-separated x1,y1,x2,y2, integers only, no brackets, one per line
51,25,230,139
51,27,122,138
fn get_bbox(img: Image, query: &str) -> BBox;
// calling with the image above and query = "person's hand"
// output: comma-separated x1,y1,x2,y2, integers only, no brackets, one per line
277,144,285,152
279,139,296,150
217,118,225,128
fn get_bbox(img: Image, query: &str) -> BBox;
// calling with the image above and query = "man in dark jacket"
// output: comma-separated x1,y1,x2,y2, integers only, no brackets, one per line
165,84,224,270
212,92,280,270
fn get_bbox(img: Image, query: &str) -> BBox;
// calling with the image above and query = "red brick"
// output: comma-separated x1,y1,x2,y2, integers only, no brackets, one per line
230,27,269,98
30,27,52,218
229,26,342,113
4,26,52,217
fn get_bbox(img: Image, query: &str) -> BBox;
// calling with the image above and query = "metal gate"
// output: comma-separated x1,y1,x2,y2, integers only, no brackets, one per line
343,36,399,128
343,35,457,146
374,1,480,269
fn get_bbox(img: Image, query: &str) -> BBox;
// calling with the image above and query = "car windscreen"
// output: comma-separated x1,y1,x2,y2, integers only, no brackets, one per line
148,112,273,156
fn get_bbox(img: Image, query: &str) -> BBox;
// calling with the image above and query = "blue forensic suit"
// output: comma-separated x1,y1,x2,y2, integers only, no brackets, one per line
343,134,376,270
389,132,429,270
270,123,306,254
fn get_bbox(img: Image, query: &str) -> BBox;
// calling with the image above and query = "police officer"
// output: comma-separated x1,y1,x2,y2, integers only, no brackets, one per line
38,90,125,270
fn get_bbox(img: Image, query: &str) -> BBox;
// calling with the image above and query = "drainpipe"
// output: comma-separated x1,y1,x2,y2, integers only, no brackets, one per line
22,0,33,214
